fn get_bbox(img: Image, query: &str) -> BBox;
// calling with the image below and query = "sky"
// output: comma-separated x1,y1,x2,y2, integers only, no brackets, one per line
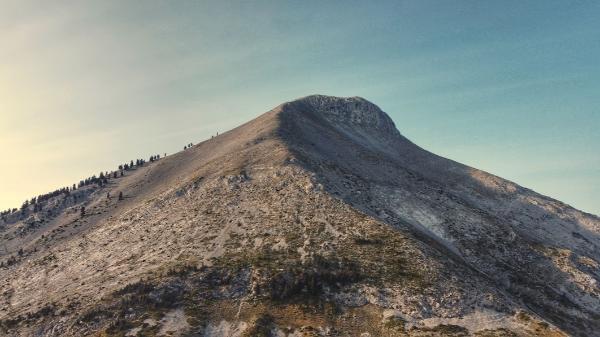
0,1,598,215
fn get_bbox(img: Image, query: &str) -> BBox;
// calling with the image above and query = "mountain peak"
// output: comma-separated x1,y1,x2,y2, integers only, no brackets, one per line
2,95,599,337
282,94,401,139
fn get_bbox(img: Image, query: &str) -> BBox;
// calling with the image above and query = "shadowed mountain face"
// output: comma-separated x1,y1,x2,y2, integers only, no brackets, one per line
1,95,598,337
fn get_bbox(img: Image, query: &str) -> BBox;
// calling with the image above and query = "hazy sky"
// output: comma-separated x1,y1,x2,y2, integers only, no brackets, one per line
1,1,598,215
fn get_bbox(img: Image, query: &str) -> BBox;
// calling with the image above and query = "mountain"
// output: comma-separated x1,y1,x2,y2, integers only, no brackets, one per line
1,95,598,337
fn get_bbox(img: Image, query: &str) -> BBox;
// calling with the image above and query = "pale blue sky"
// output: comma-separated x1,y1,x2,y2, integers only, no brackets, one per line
0,1,598,215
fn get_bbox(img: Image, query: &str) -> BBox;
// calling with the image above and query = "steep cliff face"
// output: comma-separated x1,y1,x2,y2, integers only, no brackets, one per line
0,95,598,337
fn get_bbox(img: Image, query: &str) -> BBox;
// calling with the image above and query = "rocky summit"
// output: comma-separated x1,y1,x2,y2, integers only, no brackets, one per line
1,95,599,337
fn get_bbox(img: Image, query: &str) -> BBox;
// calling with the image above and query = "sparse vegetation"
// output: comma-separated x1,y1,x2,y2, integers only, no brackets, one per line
383,315,405,331
475,328,519,337
1,154,161,221
410,324,469,337
242,314,274,337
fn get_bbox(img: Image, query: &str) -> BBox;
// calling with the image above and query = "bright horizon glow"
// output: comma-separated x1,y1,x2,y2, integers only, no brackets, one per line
1,1,599,215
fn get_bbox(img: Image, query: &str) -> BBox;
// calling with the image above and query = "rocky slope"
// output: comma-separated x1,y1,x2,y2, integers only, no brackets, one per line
0,95,598,337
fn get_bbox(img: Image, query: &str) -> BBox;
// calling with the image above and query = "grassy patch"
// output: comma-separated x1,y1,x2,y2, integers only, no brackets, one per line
383,315,405,331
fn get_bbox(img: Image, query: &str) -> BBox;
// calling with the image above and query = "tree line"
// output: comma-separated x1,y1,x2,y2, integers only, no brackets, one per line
1,154,164,219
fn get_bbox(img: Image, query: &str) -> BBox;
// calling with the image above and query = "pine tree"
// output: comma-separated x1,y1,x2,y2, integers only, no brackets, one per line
118,192,124,201
80,206,85,217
